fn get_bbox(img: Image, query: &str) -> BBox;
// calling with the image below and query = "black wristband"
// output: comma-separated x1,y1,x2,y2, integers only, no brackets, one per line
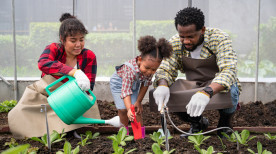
203,86,213,98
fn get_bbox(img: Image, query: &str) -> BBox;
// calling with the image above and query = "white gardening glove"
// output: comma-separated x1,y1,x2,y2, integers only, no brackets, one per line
153,86,170,111
186,91,210,117
73,69,90,91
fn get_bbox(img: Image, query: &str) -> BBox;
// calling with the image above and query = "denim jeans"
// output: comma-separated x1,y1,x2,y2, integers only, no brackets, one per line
110,72,140,109
219,83,240,114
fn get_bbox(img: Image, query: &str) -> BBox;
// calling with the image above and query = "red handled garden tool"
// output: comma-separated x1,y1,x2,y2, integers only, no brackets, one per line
130,105,142,140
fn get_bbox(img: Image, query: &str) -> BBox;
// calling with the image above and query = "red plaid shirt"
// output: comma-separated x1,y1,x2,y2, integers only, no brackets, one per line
38,43,97,90
116,57,152,99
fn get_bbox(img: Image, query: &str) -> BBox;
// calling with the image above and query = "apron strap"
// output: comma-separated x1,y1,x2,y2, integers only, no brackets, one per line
124,62,139,81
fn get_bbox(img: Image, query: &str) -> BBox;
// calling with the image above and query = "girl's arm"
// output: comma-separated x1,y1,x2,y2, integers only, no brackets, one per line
124,95,134,121
136,84,149,104
135,84,149,114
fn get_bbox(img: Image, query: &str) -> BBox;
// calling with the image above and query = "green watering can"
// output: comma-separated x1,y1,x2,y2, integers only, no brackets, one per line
45,75,121,127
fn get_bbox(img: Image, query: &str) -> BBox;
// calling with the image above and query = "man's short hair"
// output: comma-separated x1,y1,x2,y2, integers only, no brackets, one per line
174,7,205,31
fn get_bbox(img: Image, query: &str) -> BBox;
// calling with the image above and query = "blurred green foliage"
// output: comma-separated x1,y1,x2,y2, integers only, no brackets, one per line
1,19,276,78
0,100,17,112
237,16,276,78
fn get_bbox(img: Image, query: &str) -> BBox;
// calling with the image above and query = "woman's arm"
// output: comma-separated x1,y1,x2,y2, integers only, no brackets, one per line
38,43,73,75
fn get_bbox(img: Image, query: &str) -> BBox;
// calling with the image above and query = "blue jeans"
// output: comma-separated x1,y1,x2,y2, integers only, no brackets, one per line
110,72,140,109
220,83,240,114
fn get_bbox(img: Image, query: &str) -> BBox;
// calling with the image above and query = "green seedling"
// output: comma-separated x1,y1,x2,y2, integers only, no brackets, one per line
77,131,100,146
78,135,92,146
247,141,272,154
187,131,211,148
30,129,66,147
195,146,223,154
146,143,175,154
222,129,256,146
217,136,226,151
84,131,100,139
149,131,173,147
0,100,17,112
3,138,38,154
26,147,39,154
107,127,136,154
4,138,18,148
1,144,30,154
57,141,80,154
264,133,276,140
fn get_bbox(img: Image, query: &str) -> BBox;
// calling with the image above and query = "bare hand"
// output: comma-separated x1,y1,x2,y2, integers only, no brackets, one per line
127,108,134,121
134,102,143,115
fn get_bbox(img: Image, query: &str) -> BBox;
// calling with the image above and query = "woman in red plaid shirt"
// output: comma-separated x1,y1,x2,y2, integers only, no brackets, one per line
8,13,99,139
38,13,97,91
110,36,173,138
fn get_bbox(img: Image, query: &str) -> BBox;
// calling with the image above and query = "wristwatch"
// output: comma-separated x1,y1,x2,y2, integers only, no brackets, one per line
203,87,213,98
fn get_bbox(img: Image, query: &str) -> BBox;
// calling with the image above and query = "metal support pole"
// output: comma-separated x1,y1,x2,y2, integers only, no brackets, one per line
132,0,136,58
188,0,192,7
11,0,18,101
73,0,76,16
0,75,11,86
255,0,261,102
41,105,51,152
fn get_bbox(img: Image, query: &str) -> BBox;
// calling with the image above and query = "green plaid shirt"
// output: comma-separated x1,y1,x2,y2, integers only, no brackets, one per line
154,27,241,92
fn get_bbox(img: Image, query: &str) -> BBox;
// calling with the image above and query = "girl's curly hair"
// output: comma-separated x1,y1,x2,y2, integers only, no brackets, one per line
138,35,172,60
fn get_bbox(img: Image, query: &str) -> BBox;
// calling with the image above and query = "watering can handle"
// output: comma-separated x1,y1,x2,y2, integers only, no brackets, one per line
88,89,97,106
45,75,73,96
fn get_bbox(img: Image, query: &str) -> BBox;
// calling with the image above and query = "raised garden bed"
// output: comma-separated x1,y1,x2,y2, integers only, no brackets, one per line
0,100,276,153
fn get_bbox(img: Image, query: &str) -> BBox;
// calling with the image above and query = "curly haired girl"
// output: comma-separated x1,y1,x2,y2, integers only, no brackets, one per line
110,35,173,138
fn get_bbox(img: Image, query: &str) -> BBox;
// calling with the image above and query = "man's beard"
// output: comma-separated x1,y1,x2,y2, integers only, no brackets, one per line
182,34,204,52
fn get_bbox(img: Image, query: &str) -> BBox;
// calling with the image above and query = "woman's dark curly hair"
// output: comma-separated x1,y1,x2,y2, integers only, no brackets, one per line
59,13,88,42
138,35,172,61
174,7,205,31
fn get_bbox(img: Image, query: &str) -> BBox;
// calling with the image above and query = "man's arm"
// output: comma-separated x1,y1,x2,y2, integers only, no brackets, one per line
153,38,183,88
212,37,238,92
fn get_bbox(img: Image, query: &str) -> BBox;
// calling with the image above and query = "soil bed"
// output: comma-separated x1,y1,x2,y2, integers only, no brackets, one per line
0,100,276,153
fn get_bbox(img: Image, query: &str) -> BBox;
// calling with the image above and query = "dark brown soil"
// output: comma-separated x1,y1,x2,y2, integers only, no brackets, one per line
1,100,276,153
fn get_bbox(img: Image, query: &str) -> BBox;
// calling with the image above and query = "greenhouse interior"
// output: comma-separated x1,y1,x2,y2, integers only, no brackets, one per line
0,0,276,153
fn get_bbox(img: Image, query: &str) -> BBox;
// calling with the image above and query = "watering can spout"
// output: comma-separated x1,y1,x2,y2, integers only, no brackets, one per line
72,116,122,127
73,116,105,124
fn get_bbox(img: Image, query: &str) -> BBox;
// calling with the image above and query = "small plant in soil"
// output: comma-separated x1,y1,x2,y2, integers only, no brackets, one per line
187,131,211,149
107,127,136,154
264,133,276,140
57,141,80,154
2,144,38,154
217,136,227,151
146,143,175,154
222,129,256,146
3,138,39,154
195,146,223,154
30,129,66,148
83,131,100,139
247,141,272,154
78,135,92,147
4,138,18,148
78,131,100,146
0,100,17,112
149,131,173,147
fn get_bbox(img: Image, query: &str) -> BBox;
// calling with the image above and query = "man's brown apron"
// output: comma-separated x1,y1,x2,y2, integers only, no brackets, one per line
150,49,233,112
8,75,101,139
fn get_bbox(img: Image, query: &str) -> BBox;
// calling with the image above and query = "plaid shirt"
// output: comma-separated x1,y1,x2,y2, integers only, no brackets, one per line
154,28,241,92
38,43,97,90
116,57,152,99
